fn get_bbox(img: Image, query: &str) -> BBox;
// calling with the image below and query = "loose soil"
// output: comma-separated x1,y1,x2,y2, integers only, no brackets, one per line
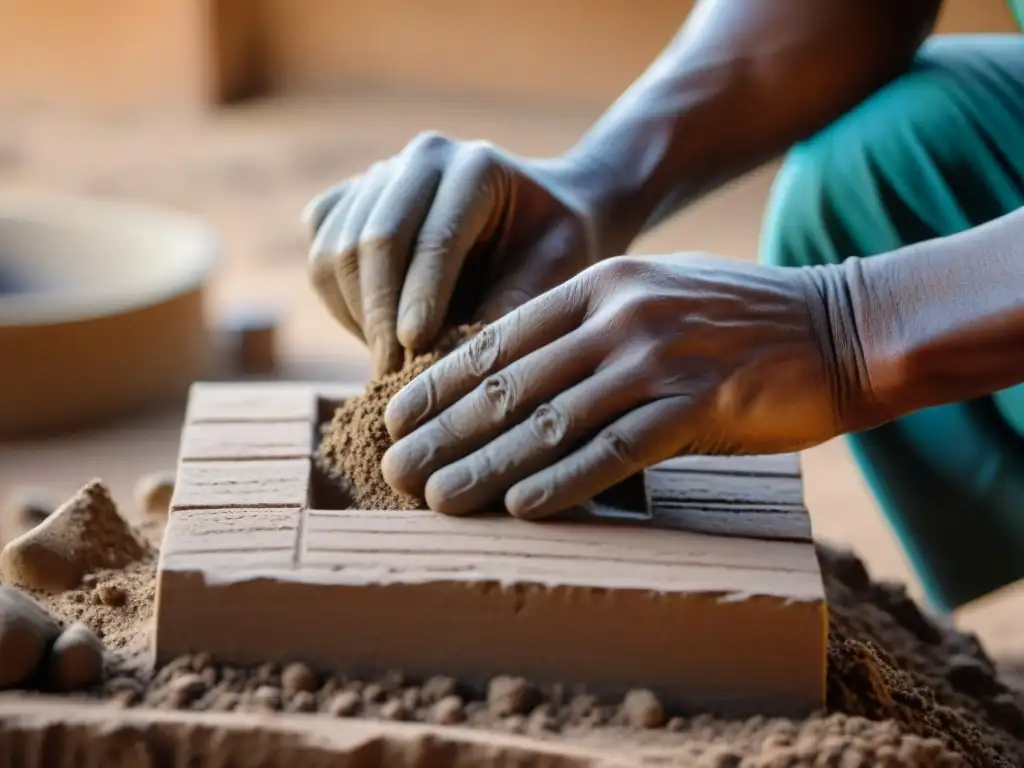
15,535,1022,766
316,324,480,510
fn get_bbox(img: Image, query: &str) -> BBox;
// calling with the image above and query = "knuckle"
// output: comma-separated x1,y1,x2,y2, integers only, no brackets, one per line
333,246,359,282
479,373,517,420
408,130,450,156
599,428,639,467
434,409,470,444
415,223,458,258
463,324,501,378
529,403,570,448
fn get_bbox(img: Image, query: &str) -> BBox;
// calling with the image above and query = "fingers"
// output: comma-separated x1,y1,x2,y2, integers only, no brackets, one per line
420,363,653,516
384,277,590,440
505,397,688,520
301,181,350,237
380,325,605,498
397,145,503,350
308,185,363,341
360,160,445,377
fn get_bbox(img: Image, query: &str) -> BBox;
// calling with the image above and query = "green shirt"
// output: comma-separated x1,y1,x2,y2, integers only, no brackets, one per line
1008,0,1024,29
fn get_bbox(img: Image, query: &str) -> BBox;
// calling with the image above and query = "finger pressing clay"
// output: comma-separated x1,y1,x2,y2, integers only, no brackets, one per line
0,479,152,592
2,486,58,527
133,470,176,516
48,621,105,692
0,586,61,688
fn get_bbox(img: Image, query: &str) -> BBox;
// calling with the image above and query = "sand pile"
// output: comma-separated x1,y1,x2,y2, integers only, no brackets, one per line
317,324,480,509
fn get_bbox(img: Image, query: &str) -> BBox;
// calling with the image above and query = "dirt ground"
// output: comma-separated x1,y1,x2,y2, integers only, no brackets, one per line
0,93,1021,674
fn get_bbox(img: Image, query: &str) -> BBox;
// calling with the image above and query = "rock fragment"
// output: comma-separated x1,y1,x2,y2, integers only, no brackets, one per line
48,621,105,692
0,586,61,688
133,471,176,516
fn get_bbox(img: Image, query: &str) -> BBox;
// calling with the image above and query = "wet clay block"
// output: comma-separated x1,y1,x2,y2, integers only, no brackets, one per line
178,421,312,461
184,383,318,423
170,459,310,510
155,383,826,720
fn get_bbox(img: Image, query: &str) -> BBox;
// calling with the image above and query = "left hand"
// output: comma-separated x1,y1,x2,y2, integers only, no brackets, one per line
381,253,874,520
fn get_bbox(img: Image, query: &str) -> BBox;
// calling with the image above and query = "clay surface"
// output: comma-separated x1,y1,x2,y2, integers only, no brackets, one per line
15,542,1024,766
0,480,151,592
155,381,827,720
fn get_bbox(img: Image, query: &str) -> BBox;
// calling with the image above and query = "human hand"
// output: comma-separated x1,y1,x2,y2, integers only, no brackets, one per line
380,253,881,519
303,132,610,377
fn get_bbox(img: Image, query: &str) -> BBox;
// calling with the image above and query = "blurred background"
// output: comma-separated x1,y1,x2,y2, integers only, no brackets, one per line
0,0,1020,653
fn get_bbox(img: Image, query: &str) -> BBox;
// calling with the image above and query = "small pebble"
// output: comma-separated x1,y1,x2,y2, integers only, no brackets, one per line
220,305,280,375
169,673,207,708
430,695,465,725
421,675,457,704
3,486,58,526
252,684,282,710
48,621,104,692
133,471,176,516
379,699,407,721
502,715,527,734
210,691,240,712
487,676,539,717
289,690,317,712
94,584,127,607
400,686,421,710
362,682,386,703
0,586,61,688
281,662,318,695
327,690,361,717
622,689,665,729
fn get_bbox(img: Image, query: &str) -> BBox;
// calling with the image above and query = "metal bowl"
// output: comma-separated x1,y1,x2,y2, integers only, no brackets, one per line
0,194,219,438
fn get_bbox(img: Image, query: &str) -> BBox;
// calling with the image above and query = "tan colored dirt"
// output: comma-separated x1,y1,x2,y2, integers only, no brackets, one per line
316,324,480,510
0,479,152,593
10,494,1018,766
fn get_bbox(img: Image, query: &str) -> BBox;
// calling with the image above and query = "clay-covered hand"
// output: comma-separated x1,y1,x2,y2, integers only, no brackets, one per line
381,253,880,519
302,133,610,377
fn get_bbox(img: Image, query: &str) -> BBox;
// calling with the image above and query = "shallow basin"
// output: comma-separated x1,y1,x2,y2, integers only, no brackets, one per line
0,194,218,437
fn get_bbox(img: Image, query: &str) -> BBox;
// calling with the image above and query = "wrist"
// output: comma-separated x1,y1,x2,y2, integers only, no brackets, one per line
539,149,652,260
801,260,899,432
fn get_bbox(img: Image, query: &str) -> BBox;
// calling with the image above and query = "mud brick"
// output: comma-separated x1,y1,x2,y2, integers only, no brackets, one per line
170,459,310,510
185,383,317,423
179,421,313,461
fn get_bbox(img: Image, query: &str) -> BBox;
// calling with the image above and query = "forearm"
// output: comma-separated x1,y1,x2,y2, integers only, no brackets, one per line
839,208,1024,424
557,0,940,256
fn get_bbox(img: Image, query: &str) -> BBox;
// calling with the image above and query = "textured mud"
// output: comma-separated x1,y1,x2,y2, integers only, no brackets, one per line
4,536,1014,766
316,324,480,510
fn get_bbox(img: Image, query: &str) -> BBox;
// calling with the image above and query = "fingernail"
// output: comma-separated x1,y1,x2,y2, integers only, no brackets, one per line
385,377,432,438
398,300,431,347
371,337,390,376
508,484,550,519
425,466,475,514
381,440,433,494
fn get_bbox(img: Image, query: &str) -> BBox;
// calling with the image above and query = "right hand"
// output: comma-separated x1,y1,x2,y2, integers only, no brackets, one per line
303,132,609,376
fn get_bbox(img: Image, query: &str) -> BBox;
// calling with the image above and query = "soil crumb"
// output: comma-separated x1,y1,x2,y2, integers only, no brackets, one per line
46,542,1021,766
316,324,481,509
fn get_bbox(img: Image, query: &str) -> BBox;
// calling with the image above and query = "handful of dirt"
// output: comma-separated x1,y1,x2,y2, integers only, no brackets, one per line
317,325,480,510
